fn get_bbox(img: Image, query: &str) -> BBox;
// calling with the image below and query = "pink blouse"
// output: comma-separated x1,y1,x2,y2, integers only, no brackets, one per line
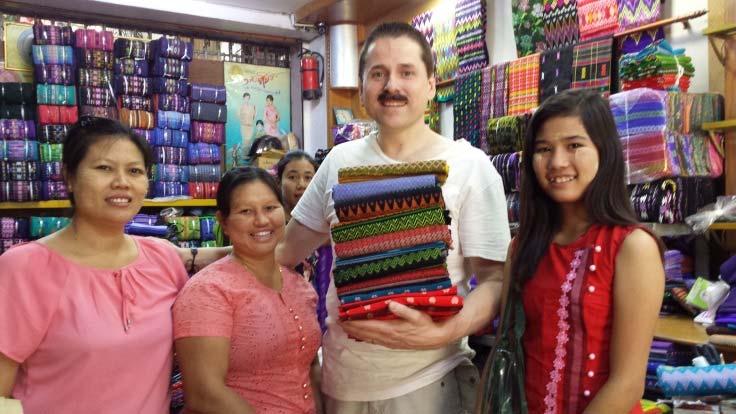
173,255,320,414
0,237,188,414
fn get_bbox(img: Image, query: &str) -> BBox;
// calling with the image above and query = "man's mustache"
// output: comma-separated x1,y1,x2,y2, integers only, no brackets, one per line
378,92,408,103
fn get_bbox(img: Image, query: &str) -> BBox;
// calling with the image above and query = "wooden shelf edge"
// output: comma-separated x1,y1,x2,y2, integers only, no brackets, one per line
702,119,736,131
655,315,708,346
709,222,736,231
0,199,216,209
436,78,455,88
703,23,736,38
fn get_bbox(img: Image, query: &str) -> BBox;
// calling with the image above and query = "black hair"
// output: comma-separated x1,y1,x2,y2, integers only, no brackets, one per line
511,89,652,292
359,22,434,82
266,94,274,101
217,166,283,218
63,116,152,205
256,119,264,126
276,150,318,181
242,92,251,98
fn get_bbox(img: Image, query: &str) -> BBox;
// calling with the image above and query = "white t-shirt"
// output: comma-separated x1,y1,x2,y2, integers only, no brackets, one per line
291,132,510,401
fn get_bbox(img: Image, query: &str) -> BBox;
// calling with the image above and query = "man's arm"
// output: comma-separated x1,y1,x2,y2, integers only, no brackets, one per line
276,218,330,268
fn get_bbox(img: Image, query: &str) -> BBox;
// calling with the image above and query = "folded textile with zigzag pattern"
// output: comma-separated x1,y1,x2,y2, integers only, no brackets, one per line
333,243,448,286
337,160,449,184
331,207,449,243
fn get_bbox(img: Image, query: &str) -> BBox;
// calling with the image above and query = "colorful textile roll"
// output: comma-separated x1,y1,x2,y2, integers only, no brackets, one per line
118,95,153,111
125,222,170,238
455,0,488,74
154,94,190,113
335,225,452,259
507,53,540,115
77,68,113,88
74,29,114,51
543,0,579,49
75,49,114,70
79,86,115,107
619,40,694,92
577,0,619,41
41,180,68,200
331,207,449,244
657,364,736,397
153,128,189,147
33,24,73,46
190,121,225,144
490,63,509,118
79,105,118,120
617,0,661,32
333,242,449,286
189,165,221,182
36,84,77,106
0,104,35,121
199,216,216,241
571,37,613,97
667,92,724,134
156,110,191,131
118,108,154,129
114,58,150,76
153,146,188,165
114,38,149,59
629,177,716,223
0,239,29,253
37,105,78,125
34,64,74,85
190,102,227,123
39,144,63,162
114,74,151,96
151,57,190,79
32,45,74,65
333,175,438,208
150,37,193,61
0,181,41,202
38,125,69,143
187,143,221,165
486,115,529,155
189,84,227,104
0,161,40,181
336,265,448,295
512,0,545,57
151,181,189,198
0,217,30,239
338,286,461,321
134,128,155,145
507,191,520,222
335,188,445,223
339,279,455,306
540,45,574,103
490,152,522,193
453,69,483,148
0,120,35,140
188,182,218,199
151,77,189,96
152,164,190,182
40,162,63,181
29,216,70,237
337,160,449,184
0,83,34,104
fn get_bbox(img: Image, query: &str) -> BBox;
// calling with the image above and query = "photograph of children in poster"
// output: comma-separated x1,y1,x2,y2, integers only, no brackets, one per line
223,62,291,168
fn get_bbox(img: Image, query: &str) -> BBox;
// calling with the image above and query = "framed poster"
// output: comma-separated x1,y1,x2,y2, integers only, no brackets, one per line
223,62,291,168
3,22,34,72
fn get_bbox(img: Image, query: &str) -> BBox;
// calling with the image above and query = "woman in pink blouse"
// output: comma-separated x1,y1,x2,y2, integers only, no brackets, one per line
173,166,321,414
0,117,189,413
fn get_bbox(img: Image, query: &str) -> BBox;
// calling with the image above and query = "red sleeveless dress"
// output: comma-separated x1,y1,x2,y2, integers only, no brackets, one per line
522,224,644,414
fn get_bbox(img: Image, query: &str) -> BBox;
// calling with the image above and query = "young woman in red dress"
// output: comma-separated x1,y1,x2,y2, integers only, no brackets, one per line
509,89,665,413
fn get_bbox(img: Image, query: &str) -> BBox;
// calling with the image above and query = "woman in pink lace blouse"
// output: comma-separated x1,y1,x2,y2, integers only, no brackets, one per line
173,166,321,413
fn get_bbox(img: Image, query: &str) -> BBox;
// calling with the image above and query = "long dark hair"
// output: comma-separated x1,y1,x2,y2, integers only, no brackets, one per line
510,89,640,292
275,150,318,182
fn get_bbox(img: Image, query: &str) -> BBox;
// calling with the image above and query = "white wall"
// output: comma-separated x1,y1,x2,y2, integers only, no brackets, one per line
301,35,329,156
663,0,710,92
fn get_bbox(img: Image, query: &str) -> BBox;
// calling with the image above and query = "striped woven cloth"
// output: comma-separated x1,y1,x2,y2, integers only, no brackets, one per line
331,207,449,243
455,0,488,75
35,65,74,85
507,53,540,115
119,108,154,129
337,160,449,184
453,69,483,147
32,45,74,65
333,175,438,208
334,224,452,258
543,0,579,49
578,0,619,41
490,63,509,118
339,279,454,306
336,265,449,295
79,87,115,107
571,38,613,97
540,45,574,103
36,85,76,106
479,66,493,153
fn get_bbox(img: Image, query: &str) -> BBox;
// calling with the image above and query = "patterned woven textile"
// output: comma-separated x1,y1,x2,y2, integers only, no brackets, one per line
609,88,668,138
33,24,73,46
540,44,574,102
479,66,493,153
336,265,449,295
34,64,74,85
619,40,694,92
0,120,35,140
119,108,154,129
118,95,153,111
490,63,509,118
190,102,227,123
331,207,449,244
189,84,227,104
0,104,35,121
455,0,488,75
188,182,218,199
333,242,449,286
337,160,449,184
74,29,114,51
432,10,458,84
339,286,461,320
151,77,189,96
75,49,113,70
571,38,614,97
543,0,579,49
490,152,522,193
578,0,619,41
188,165,221,182
114,75,151,96
41,181,68,200
79,105,118,120
333,175,438,208
32,45,74,65
453,70,483,147
339,279,454,305
37,105,77,125
40,162,62,181
617,0,661,32
152,128,189,148
113,39,149,60
151,181,189,198
156,110,191,131
619,27,664,54
151,57,191,79
154,146,188,165
79,87,114,107
411,10,435,51
39,143,63,163
38,125,69,143
114,58,150,76
0,161,40,181
77,68,113,88
486,114,531,155
629,177,715,224
507,53,540,115
512,0,545,57
620,132,677,184
154,94,190,113
187,143,221,164
334,224,452,258
335,189,445,223
152,164,189,182
0,181,41,202
0,140,39,162
0,83,34,104
151,37,193,61
36,84,76,106
190,121,225,144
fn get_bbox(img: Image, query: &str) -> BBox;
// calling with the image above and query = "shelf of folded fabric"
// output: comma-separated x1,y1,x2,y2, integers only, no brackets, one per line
702,119,736,132
657,315,736,360
703,23,736,38
0,199,217,209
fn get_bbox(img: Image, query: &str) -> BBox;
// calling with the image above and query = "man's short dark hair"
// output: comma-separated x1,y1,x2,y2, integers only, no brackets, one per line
358,22,434,83
242,92,250,98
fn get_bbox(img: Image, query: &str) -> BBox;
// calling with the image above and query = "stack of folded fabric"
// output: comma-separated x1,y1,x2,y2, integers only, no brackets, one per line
330,161,463,322
619,40,694,92
628,177,716,224
0,217,30,254
645,340,693,399
486,114,530,155
28,216,70,239
74,28,116,120
0,83,40,202
188,83,225,199
490,152,521,223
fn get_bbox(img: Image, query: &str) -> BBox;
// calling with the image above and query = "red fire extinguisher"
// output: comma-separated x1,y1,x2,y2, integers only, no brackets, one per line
300,49,324,100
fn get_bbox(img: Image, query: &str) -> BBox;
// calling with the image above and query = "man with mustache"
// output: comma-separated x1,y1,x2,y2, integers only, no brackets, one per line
279,22,510,413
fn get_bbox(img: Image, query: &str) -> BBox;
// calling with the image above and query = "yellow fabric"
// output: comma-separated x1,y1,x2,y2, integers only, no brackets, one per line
337,160,450,184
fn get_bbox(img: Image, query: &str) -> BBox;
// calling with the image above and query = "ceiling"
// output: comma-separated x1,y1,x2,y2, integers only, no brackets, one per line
204,0,312,15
